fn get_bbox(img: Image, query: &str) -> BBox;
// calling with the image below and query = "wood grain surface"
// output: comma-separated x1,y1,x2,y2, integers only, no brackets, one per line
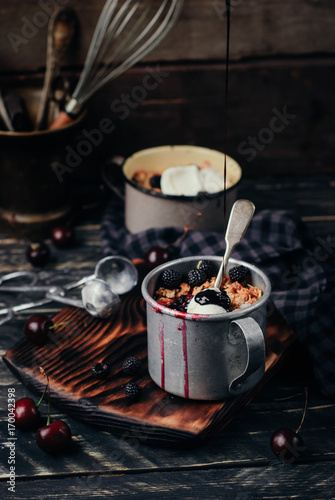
2,463,335,500
3,260,296,447
1,1,334,181
0,199,334,499
0,0,334,71
1,58,334,181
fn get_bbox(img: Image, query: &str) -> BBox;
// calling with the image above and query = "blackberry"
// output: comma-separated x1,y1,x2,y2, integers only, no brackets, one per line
91,362,110,379
125,382,142,402
187,269,207,287
160,269,182,289
197,260,215,278
149,175,161,189
217,291,231,311
171,294,192,312
122,356,142,376
229,265,248,283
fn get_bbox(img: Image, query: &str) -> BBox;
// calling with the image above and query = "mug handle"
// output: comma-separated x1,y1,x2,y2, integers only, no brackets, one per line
228,317,265,396
101,156,125,201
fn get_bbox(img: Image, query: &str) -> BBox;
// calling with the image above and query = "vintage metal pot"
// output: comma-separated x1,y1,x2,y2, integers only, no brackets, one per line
0,88,86,239
122,145,242,233
142,256,271,400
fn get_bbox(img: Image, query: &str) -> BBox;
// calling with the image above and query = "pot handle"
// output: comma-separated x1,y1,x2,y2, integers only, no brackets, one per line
101,155,125,201
228,317,265,396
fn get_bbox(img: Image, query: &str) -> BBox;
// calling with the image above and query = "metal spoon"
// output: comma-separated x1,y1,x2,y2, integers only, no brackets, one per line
0,90,14,131
214,199,255,289
46,278,121,319
35,7,77,130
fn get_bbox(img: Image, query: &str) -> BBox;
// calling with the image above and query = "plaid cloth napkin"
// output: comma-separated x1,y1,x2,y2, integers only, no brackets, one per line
101,196,334,398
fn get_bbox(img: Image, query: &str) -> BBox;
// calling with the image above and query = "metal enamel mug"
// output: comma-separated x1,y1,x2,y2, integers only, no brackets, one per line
142,256,271,400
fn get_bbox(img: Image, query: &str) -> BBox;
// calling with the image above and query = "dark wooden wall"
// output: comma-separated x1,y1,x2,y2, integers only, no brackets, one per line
0,0,334,180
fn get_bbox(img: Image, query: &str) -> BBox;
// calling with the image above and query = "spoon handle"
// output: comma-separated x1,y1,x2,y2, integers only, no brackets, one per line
214,199,255,288
35,8,77,130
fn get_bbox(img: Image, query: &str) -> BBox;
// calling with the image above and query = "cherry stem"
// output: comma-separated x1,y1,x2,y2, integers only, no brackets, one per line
169,212,202,248
272,460,285,467
39,367,51,425
296,386,308,434
37,367,49,407
46,395,51,426
36,383,48,408
274,393,303,401
49,321,71,330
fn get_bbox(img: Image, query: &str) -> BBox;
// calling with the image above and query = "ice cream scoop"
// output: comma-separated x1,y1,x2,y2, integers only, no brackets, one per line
187,288,228,315
160,164,231,197
199,167,232,193
161,165,202,196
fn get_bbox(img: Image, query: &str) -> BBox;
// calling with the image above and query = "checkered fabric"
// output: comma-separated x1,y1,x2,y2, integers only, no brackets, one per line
101,196,334,398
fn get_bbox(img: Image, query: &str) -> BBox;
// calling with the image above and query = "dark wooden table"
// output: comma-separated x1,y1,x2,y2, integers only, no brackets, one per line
0,175,334,499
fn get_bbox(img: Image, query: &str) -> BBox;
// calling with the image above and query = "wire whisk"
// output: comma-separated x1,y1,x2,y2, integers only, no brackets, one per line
50,0,183,129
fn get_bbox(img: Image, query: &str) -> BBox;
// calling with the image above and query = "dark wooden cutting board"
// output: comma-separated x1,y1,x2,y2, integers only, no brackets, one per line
3,263,296,448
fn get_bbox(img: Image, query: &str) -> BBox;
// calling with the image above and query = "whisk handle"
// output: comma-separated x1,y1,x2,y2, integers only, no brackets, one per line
49,110,73,130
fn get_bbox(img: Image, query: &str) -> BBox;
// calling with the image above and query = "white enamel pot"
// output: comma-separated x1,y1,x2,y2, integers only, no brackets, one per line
104,146,242,234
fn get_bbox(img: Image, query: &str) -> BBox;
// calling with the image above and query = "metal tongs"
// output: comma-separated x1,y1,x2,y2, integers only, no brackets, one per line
0,256,138,325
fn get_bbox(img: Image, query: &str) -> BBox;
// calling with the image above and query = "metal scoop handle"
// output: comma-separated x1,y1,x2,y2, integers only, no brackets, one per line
0,277,91,324
0,272,93,293
214,199,255,289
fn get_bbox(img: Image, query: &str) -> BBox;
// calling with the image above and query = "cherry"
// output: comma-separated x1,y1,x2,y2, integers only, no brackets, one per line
35,419,72,455
26,242,50,267
51,226,74,249
144,215,206,270
145,245,179,269
145,246,170,269
15,370,49,430
14,397,41,430
24,314,54,345
270,387,308,464
270,428,305,463
35,367,72,455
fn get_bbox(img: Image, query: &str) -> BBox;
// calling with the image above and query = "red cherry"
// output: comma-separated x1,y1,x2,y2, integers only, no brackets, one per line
270,427,305,463
26,242,50,267
24,314,53,345
145,246,179,269
14,397,41,430
51,226,74,249
270,387,308,464
35,419,72,455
